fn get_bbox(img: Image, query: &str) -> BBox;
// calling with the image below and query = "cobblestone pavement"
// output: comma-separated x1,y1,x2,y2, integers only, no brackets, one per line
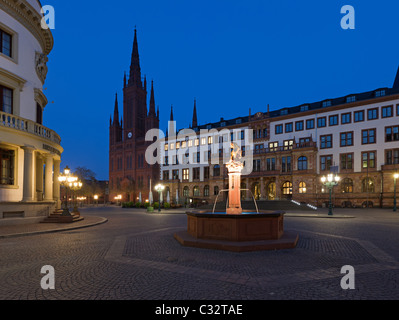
0,206,399,300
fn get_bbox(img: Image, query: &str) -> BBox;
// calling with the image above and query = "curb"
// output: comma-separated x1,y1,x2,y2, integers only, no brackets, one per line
0,217,108,239
285,213,355,219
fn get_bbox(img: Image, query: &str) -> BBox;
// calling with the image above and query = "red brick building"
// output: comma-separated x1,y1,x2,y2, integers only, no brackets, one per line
109,29,160,203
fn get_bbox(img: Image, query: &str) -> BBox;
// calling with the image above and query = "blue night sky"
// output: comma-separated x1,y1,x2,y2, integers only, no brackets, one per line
42,0,399,180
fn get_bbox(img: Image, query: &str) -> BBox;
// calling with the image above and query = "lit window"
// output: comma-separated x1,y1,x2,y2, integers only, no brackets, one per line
299,182,307,194
0,148,15,185
183,169,189,181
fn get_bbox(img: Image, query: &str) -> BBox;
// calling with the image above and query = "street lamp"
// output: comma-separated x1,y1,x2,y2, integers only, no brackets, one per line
58,166,78,216
69,180,83,215
155,184,165,212
94,194,99,206
394,173,399,212
114,195,122,206
321,173,340,216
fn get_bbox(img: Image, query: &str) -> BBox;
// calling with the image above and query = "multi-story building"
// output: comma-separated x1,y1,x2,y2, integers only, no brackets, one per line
109,29,160,203
0,0,63,223
160,66,399,209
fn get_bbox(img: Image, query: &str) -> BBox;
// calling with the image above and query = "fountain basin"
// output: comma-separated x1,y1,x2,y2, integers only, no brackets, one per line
174,210,299,252
186,210,284,241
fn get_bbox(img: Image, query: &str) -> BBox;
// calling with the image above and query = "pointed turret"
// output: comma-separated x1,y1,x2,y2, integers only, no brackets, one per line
113,93,119,126
149,80,156,116
170,104,174,122
129,28,142,87
168,105,175,135
393,65,399,90
192,98,198,128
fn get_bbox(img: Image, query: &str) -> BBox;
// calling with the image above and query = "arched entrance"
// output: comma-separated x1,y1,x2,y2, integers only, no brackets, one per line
267,182,276,200
251,182,260,200
282,181,293,199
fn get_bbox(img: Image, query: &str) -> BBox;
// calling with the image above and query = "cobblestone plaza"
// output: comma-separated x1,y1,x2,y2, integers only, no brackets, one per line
0,206,399,301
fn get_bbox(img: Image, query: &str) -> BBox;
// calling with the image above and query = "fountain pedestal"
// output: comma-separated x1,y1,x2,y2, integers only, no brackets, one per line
226,160,243,215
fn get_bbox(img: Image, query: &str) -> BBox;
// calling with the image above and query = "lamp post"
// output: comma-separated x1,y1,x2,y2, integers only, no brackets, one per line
94,194,99,206
394,173,399,212
69,180,83,215
155,184,165,212
58,166,79,216
321,173,340,216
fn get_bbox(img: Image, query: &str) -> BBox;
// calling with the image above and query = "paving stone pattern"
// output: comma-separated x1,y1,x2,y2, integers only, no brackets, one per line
1,207,399,300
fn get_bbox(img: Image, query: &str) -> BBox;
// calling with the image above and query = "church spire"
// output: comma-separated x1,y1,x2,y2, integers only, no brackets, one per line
168,105,175,135
129,27,142,87
170,104,174,122
113,93,119,126
149,80,156,116
192,98,198,128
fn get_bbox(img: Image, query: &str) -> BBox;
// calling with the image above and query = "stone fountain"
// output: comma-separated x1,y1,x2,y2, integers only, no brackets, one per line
174,143,298,252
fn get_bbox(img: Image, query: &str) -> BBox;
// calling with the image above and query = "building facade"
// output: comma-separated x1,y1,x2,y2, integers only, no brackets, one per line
160,67,399,209
0,0,63,222
109,29,160,203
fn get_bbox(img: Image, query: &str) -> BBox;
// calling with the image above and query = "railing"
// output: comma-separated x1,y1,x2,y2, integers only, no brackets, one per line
0,111,61,145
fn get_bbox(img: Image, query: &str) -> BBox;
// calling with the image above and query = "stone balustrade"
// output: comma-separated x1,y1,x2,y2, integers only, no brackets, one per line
0,111,61,145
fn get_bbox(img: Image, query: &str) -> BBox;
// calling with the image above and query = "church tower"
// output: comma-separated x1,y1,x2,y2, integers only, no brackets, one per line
109,28,160,203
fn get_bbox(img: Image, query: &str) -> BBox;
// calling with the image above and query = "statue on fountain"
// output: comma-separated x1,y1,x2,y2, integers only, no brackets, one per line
226,142,244,214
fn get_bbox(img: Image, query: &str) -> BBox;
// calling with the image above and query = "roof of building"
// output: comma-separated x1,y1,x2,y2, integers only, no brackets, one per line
187,74,399,132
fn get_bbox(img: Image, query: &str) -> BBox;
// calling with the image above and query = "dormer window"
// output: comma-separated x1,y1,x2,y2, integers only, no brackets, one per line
220,122,226,127
322,100,332,107
236,119,242,124
375,89,386,97
346,96,356,103
280,109,288,115
300,105,309,112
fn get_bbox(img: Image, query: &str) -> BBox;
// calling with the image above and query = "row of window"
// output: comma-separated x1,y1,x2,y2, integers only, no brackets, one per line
275,105,399,134
318,126,399,149
162,148,399,181
165,130,246,151
178,176,378,199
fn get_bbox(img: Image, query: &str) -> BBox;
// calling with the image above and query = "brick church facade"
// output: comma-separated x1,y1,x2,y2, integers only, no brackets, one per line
109,29,160,203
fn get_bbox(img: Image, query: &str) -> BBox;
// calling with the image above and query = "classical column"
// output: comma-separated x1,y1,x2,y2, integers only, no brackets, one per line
275,178,281,200
22,146,35,202
44,155,54,201
260,177,265,200
35,154,44,201
246,178,250,200
53,159,61,208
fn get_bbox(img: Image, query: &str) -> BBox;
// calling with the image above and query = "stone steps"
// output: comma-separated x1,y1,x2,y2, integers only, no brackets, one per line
41,210,84,223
